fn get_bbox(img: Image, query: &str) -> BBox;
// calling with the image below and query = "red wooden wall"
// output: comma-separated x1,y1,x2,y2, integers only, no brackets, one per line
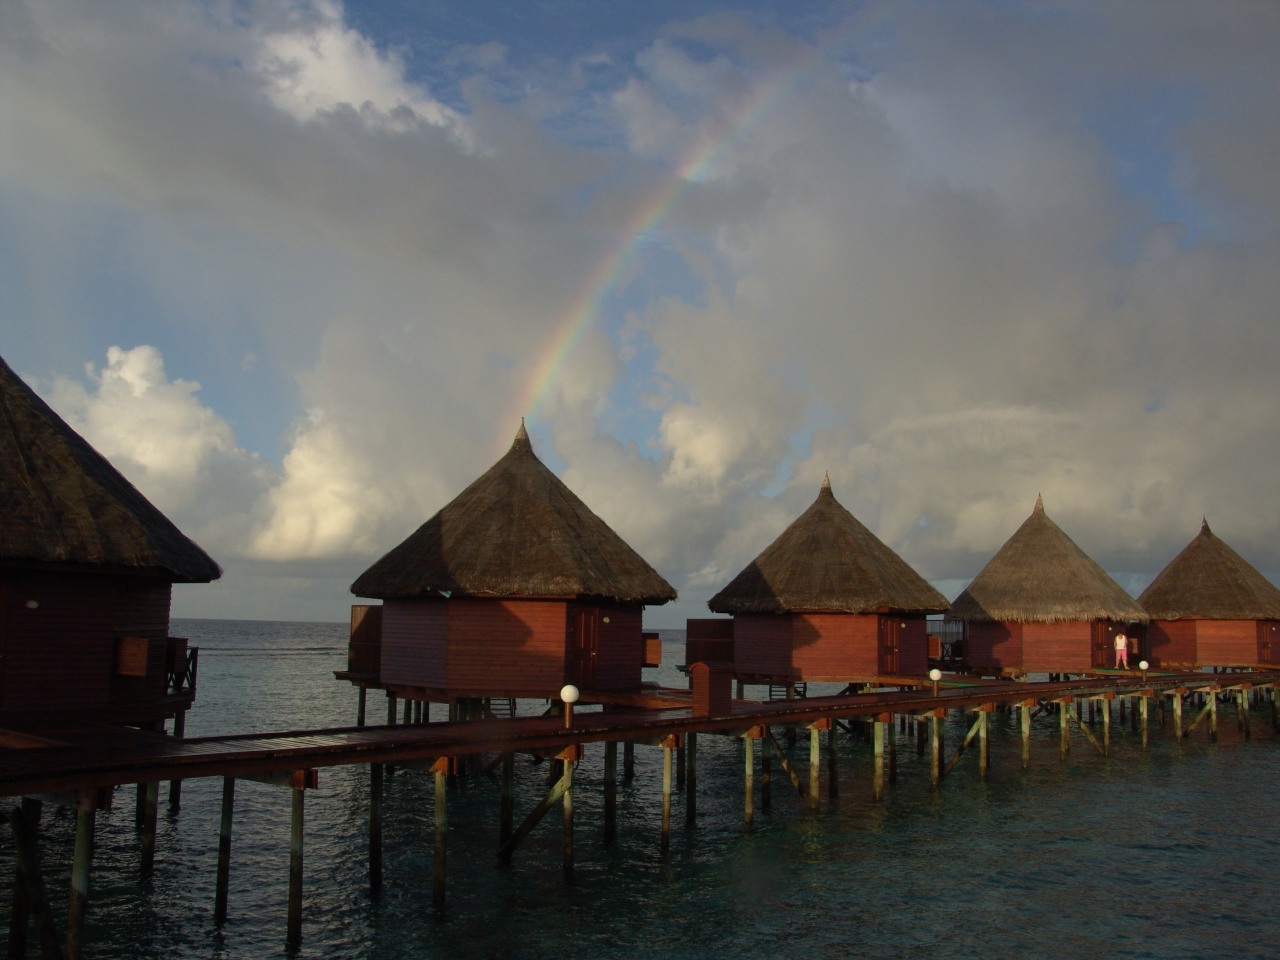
1148,619,1274,667
965,622,1023,676
1022,621,1097,674
1146,620,1197,667
380,597,646,696
1190,619,1262,667
968,619,1127,675
0,571,174,723
732,612,930,680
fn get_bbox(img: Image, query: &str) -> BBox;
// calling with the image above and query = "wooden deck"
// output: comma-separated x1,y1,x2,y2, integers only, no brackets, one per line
2,668,1273,798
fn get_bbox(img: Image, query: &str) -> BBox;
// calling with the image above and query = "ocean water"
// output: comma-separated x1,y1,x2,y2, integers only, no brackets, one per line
4,618,1280,960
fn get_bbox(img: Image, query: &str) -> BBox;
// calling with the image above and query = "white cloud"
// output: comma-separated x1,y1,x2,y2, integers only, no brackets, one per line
42,346,271,557
5,1,1280,624
48,346,245,512
248,0,473,145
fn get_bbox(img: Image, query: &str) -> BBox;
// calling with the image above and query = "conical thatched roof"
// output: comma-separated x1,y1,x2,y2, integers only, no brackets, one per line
707,474,948,615
0,355,221,582
1139,518,1280,620
948,495,1146,623
351,423,676,604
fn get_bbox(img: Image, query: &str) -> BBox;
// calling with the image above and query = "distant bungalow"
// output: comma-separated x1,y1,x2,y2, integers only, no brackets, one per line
703,474,948,682
0,355,220,727
349,422,676,703
948,495,1146,677
1139,519,1280,667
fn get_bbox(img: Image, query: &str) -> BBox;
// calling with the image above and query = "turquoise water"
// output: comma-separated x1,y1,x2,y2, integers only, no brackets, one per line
5,618,1280,959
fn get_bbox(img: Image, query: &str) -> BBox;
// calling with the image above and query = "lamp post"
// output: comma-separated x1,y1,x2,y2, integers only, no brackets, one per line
560,684,580,729
929,668,942,699
1138,660,1149,680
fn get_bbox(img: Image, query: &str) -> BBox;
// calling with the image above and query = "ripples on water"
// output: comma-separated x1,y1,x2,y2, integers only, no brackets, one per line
6,619,1280,959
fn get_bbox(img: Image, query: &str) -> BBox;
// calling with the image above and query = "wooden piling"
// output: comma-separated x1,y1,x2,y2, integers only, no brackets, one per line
562,751,574,880
1101,695,1111,757
888,717,897,786
743,731,755,827
168,710,186,810
809,725,821,810
287,782,304,951
356,687,367,727
8,807,31,960
761,729,772,812
827,725,839,799
1059,699,1070,759
1172,689,1184,739
139,781,158,878
433,760,448,910
603,742,616,843
661,738,673,853
1208,689,1218,742
8,799,61,960
872,718,886,801
978,707,990,779
66,790,96,960
1020,700,1032,769
1139,694,1149,750
214,777,235,925
369,765,383,895
930,711,943,787
685,732,698,828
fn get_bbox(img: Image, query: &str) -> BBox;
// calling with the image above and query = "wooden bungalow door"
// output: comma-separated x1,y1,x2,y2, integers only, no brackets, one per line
1259,621,1278,664
878,617,900,675
1091,622,1112,669
569,605,599,688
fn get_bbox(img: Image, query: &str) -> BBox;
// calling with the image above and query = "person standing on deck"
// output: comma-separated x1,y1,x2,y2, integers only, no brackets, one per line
1114,631,1130,669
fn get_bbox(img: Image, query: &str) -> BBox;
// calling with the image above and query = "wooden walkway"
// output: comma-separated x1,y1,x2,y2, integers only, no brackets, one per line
1,668,1276,798
4,667,1279,958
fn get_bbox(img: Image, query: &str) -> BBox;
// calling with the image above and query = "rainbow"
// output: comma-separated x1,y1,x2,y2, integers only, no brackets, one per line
500,20,855,454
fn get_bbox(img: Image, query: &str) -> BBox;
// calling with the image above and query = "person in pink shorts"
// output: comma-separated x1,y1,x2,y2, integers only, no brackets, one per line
1114,632,1130,668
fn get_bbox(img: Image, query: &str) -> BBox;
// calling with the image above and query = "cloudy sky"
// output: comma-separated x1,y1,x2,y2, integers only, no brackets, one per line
3,0,1278,626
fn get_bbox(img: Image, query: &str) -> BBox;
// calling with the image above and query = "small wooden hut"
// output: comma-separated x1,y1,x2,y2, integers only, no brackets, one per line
0,355,221,727
705,475,948,682
350,423,676,700
1139,519,1280,668
948,495,1147,676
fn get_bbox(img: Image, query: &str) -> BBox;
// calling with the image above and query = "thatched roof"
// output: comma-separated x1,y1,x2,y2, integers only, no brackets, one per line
707,474,948,615
948,495,1146,624
0,355,221,583
1139,518,1280,620
351,423,676,604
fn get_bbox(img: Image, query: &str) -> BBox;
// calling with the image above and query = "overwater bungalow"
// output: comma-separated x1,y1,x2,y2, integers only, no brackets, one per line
0,355,220,728
349,422,676,704
1139,519,1280,668
948,495,1147,677
704,474,948,683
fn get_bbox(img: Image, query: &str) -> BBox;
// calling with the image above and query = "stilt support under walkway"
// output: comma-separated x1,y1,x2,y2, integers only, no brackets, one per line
433,757,453,910
369,764,383,895
66,789,97,960
603,743,617,843
7,798,61,960
685,732,698,827
215,777,235,925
